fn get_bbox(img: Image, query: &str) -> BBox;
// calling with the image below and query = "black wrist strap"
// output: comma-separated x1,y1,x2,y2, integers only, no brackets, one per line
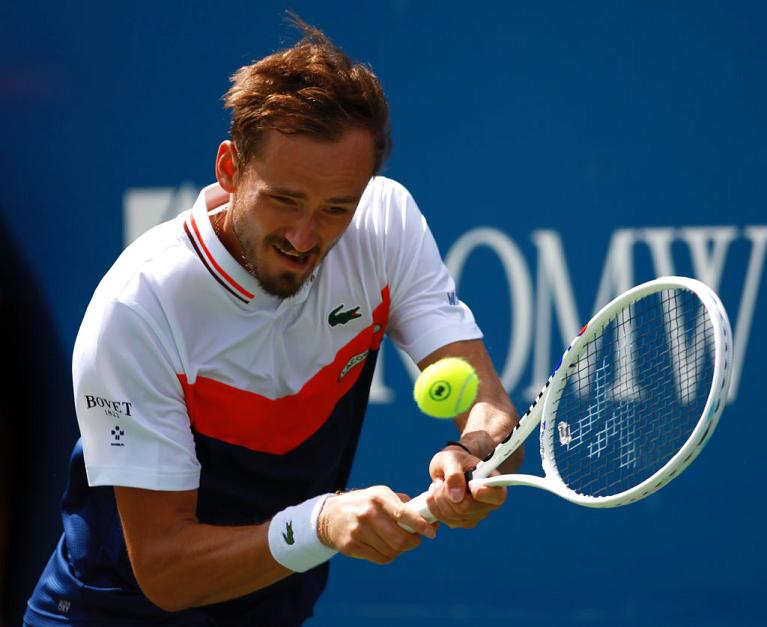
444,440,473,456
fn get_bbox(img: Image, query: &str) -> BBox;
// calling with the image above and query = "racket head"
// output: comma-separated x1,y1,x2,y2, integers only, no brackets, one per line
537,276,732,507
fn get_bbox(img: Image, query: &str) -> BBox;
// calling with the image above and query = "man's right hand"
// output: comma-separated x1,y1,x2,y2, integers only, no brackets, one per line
317,486,438,564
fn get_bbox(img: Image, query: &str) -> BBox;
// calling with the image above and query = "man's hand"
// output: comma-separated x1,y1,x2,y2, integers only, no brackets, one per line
425,445,507,528
317,486,438,564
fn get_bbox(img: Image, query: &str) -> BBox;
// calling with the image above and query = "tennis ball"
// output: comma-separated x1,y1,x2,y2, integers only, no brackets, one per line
413,357,479,418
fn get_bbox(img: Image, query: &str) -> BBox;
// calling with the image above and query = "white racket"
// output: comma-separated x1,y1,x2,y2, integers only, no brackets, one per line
405,276,732,522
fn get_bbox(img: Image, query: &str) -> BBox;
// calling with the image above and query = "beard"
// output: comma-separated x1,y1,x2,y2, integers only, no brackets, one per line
231,220,321,299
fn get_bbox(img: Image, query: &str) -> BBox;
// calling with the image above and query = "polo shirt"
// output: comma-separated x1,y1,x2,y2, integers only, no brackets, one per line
26,177,482,625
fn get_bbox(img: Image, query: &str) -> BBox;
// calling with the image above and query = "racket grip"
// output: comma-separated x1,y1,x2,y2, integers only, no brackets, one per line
398,490,436,533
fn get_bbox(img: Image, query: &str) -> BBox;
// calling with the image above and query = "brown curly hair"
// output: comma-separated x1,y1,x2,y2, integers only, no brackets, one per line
223,15,391,174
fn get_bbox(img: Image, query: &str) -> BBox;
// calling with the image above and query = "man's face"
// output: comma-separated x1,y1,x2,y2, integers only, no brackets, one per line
225,128,374,298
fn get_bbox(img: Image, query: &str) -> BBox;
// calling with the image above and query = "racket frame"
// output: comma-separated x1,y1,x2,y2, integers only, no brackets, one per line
472,275,733,507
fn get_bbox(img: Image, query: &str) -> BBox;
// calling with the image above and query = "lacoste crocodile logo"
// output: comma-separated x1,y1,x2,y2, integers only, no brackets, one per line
328,304,362,327
282,521,295,545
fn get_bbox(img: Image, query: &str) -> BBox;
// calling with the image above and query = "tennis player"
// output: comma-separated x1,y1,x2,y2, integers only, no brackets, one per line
25,18,522,626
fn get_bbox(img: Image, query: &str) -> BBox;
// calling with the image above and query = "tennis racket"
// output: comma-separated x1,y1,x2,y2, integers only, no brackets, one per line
405,276,732,521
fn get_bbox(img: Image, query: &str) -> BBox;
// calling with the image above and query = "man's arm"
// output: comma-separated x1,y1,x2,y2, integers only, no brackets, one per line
417,338,523,528
115,485,436,612
115,487,286,612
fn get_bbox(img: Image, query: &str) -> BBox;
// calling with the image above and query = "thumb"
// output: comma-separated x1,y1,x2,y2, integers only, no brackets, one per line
441,455,468,504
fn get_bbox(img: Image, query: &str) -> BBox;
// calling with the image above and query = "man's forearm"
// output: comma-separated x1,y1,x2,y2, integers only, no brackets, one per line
117,485,433,613
126,519,291,612
417,339,524,474
452,345,523,474
114,486,296,613
459,400,524,474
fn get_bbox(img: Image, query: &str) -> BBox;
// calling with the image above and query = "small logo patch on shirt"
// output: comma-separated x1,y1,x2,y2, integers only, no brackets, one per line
328,304,362,327
339,350,369,381
110,425,126,447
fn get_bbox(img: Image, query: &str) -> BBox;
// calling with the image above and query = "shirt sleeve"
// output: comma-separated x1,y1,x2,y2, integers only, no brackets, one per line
381,181,483,363
73,297,201,490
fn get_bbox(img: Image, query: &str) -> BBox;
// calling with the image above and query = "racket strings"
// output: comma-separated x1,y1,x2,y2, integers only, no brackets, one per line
549,288,715,497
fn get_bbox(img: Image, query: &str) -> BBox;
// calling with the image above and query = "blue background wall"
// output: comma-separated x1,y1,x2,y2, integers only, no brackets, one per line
1,1,765,625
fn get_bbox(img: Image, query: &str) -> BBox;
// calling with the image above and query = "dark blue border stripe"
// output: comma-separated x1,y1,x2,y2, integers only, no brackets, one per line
184,222,249,304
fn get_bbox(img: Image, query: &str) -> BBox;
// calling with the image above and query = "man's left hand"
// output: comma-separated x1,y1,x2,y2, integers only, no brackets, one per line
424,445,507,528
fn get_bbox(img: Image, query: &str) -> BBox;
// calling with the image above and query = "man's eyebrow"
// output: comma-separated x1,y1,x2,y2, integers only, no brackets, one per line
264,186,361,205
264,186,306,199
326,195,362,204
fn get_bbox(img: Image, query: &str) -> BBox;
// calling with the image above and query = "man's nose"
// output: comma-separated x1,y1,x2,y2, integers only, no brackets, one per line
284,216,319,253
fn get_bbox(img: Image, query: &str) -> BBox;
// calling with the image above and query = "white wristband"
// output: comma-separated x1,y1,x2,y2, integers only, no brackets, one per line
267,493,338,572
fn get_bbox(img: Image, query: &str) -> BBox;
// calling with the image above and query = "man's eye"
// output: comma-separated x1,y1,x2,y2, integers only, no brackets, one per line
326,206,348,216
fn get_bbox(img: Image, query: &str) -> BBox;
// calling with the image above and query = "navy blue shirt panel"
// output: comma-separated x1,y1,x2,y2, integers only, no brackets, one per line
25,352,377,625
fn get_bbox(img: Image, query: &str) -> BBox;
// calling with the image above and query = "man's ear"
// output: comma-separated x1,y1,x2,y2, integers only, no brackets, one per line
215,141,238,192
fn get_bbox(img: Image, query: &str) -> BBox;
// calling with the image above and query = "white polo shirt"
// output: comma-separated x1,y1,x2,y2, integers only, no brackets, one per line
73,176,482,492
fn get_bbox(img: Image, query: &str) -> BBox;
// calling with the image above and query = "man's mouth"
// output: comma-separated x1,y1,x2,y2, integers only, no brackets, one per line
273,244,312,267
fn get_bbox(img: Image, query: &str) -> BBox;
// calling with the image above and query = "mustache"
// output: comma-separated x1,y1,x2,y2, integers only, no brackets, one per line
267,236,321,257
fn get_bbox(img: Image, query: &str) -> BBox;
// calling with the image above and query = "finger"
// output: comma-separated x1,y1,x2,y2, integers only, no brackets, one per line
387,492,437,540
375,516,424,554
468,480,507,506
372,493,426,550
426,478,469,523
440,454,469,504
365,525,421,560
427,479,500,528
348,536,401,565
395,492,440,535
351,497,420,560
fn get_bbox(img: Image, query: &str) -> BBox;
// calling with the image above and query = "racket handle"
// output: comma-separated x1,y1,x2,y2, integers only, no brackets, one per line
400,470,480,532
398,490,436,533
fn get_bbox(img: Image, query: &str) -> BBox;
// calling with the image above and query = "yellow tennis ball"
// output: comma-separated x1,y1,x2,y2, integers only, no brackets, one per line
413,357,479,418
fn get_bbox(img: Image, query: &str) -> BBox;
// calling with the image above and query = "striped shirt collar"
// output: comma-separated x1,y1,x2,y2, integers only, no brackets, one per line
184,183,316,309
